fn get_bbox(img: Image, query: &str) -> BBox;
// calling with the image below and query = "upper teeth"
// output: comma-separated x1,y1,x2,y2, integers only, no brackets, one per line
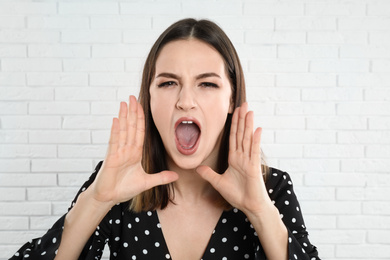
182,121,193,124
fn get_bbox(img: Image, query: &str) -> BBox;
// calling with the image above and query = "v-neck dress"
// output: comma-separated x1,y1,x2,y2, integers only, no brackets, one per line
10,162,320,260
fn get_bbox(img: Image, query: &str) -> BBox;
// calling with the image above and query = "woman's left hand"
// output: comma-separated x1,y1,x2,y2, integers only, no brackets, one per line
196,102,272,216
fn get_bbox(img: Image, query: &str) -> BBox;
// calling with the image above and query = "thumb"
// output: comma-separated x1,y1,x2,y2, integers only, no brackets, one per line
144,170,179,190
196,165,222,189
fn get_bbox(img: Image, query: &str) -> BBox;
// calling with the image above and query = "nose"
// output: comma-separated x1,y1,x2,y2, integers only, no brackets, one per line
176,86,196,111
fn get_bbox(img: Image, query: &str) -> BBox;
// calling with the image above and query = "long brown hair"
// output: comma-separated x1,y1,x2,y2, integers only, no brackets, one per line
130,18,268,212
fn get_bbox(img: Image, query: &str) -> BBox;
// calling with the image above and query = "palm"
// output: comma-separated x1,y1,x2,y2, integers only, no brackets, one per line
197,103,269,214
92,96,178,205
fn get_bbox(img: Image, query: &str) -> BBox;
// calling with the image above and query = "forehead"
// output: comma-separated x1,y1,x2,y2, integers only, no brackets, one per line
155,39,227,75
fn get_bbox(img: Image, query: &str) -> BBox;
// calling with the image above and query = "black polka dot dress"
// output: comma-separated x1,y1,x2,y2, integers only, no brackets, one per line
10,162,320,260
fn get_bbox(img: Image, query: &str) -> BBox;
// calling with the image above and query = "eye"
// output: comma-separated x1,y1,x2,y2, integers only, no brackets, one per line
200,82,218,88
158,81,176,88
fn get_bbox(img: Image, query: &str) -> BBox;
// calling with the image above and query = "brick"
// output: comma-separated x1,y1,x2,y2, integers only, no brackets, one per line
58,145,106,158
91,102,119,115
0,173,56,187
305,2,365,16
261,144,303,158
0,87,53,101
125,58,144,72
337,245,390,258
367,230,390,243
305,172,366,187
276,102,335,115
0,202,50,216
52,201,71,215
62,116,112,129
304,215,336,229
27,72,88,86
90,72,138,86
368,0,390,15
62,30,121,44
363,202,390,215
63,59,124,72
243,74,275,88
28,44,90,58
29,216,62,230
338,130,390,144
0,72,26,85
0,16,25,29
249,60,308,73
299,201,361,215
0,102,27,115
55,87,116,101
370,31,390,44
120,2,181,15
0,30,59,43
91,130,110,144
279,159,340,173
340,45,390,58
337,187,390,201
117,87,142,100
246,31,305,44
31,159,92,172
0,217,28,230
304,144,364,158
366,145,390,158
29,101,90,115
59,2,118,14
278,45,338,59
0,230,45,244
302,88,363,101
0,45,26,57
367,173,390,187
28,16,89,29
249,102,274,116
0,159,30,172
310,230,365,244
92,44,144,58
295,187,335,201
341,159,390,173
276,16,336,30
29,130,91,144
308,31,367,44
307,116,367,130
222,16,274,30
369,117,390,129
0,3,56,14
27,187,79,201
372,60,390,72
0,188,25,201
0,145,57,158
0,131,28,143
276,130,336,144
339,16,390,30
244,2,303,15
1,116,61,129
58,173,91,187
2,58,62,72
276,73,336,87
247,87,300,102
310,60,369,73
339,73,390,87
91,15,151,29
254,115,305,129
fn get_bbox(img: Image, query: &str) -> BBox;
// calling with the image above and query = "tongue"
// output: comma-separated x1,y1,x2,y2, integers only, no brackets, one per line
176,123,200,149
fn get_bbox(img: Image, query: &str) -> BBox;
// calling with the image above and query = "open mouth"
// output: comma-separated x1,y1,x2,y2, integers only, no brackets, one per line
175,118,201,155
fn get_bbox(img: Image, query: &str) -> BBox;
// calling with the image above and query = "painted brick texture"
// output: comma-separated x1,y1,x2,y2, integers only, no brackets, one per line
1,1,389,259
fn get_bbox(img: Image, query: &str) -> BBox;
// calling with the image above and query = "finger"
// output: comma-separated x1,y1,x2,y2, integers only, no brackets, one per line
196,165,222,190
118,102,128,147
126,95,138,145
243,111,254,157
236,102,248,153
107,118,120,155
135,102,145,149
144,171,179,190
251,127,262,165
229,107,239,152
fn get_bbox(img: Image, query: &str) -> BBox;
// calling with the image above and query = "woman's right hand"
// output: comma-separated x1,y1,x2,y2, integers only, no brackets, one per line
91,95,178,206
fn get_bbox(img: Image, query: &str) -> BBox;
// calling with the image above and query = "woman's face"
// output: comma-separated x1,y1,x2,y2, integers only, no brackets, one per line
150,39,233,170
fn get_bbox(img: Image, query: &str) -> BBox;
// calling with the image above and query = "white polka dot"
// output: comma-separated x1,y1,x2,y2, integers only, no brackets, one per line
128,223,132,229
113,252,117,257
234,246,239,251
223,257,227,260
157,223,161,228
280,214,284,219
115,219,120,224
222,218,227,223
288,181,292,185
303,242,308,247
254,231,258,236
233,227,238,232
145,230,150,235
134,236,138,241
289,237,292,243
222,237,227,243
268,189,273,194
273,173,278,176
115,237,120,241
155,242,160,247
135,217,140,222
109,219,112,224
296,207,300,211
37,239,41,245
283,175,286,179
285,200,290,205
14,252,19,257
132,256,136,260
123,242,128,247
293,230,298,234
41,251,46,256
147,211,152,216
24,254,29,258
165,254,171,259
95,231,99,236
233,208,238,213
143,249,148,254
210,248,215,253
243,235,247,240
302,248,306,253
287,190,291,194
292,218,296,223
294,254,298,259
244,254,250,259
52,237,57,243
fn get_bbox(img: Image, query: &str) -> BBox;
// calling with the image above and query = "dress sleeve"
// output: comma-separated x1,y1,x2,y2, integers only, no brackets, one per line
9,161,110,260
265,168,321,260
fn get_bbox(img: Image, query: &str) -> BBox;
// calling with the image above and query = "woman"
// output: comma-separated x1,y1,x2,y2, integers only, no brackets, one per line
10,18,320,260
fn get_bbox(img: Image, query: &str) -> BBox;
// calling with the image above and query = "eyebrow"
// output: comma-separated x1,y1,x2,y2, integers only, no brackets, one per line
155,72,221,80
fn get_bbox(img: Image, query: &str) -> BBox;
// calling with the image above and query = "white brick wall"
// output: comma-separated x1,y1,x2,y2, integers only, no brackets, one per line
0,1,389,259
